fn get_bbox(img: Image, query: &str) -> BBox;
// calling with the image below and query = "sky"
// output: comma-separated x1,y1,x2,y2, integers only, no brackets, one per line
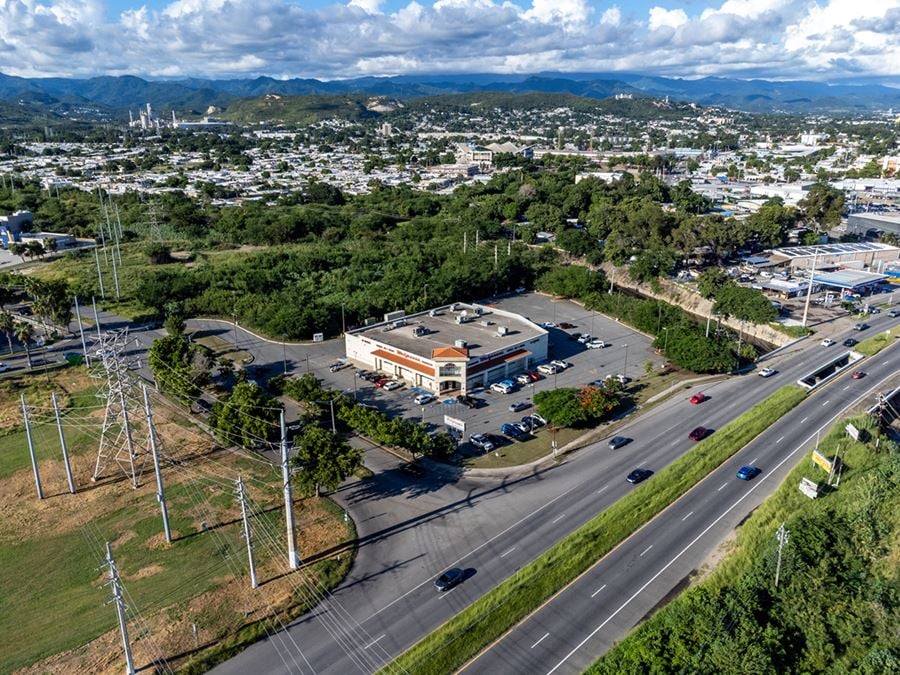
2,0,900,82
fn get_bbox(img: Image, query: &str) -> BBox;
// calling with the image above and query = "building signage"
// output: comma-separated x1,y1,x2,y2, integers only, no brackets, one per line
443,415,466,433
811,450,833,473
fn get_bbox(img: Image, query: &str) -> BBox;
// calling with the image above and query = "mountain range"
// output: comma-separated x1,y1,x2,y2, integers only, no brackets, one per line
1,71,899,118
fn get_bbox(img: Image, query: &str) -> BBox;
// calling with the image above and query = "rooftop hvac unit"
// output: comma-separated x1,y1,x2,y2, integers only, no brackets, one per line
455,315,465,325
474,307,483,316
497,326,509,336
454,339,467,348
480,320,494,327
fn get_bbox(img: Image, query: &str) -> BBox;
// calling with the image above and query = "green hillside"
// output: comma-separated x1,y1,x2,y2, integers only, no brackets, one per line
221,94,388,124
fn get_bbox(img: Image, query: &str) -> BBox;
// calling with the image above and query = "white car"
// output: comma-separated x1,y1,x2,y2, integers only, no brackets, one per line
537,363,558,376
586,339,607,349
758,367,776,378
540,321,558,329
516,373,532,385
820,338,836,347
469,433,495,452
550,359,570,370
490,381,515,394
383,380,403,391
577,334,592,344
414,393,435,405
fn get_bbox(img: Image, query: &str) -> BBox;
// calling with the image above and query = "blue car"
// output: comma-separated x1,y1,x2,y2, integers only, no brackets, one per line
736,466,761,480
501,423,523,439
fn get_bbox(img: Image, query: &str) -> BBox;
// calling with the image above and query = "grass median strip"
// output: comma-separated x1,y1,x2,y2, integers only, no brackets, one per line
381,384,808,675
854,325,897,357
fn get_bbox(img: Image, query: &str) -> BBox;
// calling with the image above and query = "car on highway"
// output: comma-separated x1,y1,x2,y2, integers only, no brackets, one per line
843,338,857,347
490,380,516,394
851,371,865,379
608,436,631,450
508,400,530,412
500,423,524,439
550,359,570,370
890,309,900,318
382,380,403,391
689,426,710,441
626,468,653,484
586,339,607,349
537,363,558,376
820,338,836,347
469,433,495,452
853,322,869,331
434,568,465,592
689,392,708,405
758,367,777,377
736,465,761,481
414,393,435,405
0,362,9,373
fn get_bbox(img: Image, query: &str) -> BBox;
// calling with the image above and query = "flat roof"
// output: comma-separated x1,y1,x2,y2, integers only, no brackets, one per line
351,303,546,361
810,269,888,289
771,242,900,259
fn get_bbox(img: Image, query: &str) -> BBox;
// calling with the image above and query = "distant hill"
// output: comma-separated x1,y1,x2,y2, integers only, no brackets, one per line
221,94,403,124
0,70,898,118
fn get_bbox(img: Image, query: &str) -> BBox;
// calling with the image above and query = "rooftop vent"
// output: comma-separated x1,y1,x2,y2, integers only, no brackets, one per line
454,339,467,349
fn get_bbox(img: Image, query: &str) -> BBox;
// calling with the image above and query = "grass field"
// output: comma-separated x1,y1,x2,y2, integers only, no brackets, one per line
855,324,898,356
382,385,808,675
0,366,354,674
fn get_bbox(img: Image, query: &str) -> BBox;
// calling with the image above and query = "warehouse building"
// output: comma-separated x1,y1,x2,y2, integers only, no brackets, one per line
344,303,549,395
768,242,899,271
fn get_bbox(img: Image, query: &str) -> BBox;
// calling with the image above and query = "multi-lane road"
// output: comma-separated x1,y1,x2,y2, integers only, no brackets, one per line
209,311,899,674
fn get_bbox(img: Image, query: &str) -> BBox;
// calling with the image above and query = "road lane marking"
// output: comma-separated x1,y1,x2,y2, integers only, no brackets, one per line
884,361,890,365
670,440,680,447
546,368,899,675
776,436,784,443
800,417,808,424
596,485,609,494
639,545,653,557
531,632,550,649
822,400,830,407
750,457,759,465
591,584,607,598
717,482,728,491
364,635,385,649
500,547,517,558
681,511,693,521
843,385,850,391
551,514,566,525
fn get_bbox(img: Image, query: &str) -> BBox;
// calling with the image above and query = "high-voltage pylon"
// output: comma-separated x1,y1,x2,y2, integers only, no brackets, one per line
91,329,147,488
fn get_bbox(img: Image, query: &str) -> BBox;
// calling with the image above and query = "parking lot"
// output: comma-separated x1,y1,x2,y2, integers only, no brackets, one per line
311,292,660,457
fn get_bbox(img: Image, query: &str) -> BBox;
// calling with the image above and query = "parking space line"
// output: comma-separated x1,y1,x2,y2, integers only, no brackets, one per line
717,482,728,491
551,513,566,525
639,545,653,557
500,547,517,558
531,632,550,649
591,584,607,598
681,511,693,522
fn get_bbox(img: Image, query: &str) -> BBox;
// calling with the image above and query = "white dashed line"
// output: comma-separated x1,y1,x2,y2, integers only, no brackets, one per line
776,436,785,443
884,361,890,366
750,457,759,465
717,482,728,491
500,547,517,558
551,514,566,525
800,417,808,424
681,511,693,522
639,545,653,557
596,485,609,494
365,635,386,650
843,385,850,391
822,400,830,407
591,584,607,598
531,632,550,649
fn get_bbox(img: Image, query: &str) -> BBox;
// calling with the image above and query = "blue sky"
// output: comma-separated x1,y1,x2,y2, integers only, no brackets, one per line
2,0,899,81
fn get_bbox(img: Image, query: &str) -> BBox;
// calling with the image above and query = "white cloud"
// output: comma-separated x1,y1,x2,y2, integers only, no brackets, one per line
647,6,688,31
348,0,384,14
600,6,620,26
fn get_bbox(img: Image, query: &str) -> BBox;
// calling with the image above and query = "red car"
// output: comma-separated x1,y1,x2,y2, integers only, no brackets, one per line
373,377,389,388
689,392,707,405
851,371,865,379
689,426,709,441
527,370,541,382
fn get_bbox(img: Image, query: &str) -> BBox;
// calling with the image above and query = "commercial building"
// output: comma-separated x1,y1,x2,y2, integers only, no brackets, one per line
768,242,899,271
846,212,900,238
344,303,549,395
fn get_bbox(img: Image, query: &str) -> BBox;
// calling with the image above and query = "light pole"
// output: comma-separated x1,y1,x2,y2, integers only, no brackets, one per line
663,327,669,353
232,312,238,351
281,335,287,375
623,343,628,379
424,283,429,307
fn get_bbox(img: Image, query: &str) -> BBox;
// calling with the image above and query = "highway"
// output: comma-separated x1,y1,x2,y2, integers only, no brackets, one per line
210,311,900,675
462,349,899,675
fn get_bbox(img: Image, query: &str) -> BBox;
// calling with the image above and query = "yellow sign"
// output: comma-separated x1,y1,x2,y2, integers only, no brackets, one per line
811,450,833,473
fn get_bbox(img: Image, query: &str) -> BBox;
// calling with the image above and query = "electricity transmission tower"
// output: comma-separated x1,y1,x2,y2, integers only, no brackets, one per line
91,330,147,488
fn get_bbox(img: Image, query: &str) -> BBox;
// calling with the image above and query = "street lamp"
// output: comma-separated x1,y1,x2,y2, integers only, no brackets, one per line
663,327,669,353
623,343,628,379
282,335,287,375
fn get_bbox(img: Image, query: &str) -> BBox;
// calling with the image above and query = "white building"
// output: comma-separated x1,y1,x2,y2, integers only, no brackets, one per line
344,303,549,395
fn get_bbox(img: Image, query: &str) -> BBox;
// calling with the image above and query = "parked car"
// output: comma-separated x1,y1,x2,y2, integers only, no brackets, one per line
526,370,541,382
821,338,836,347
577,334,592,344
558,322,576,329
514,421,533,434
586,339,607,349
457,394,483,409
374,377,389,388
434,568,465,591
537,363,558,376
414,393,435,405
508,400,530,412
531,413,547,425
523,414,545,428
626,468,653,484
540,321,558,329
736,466,761,481
758,367,777,377
689,426,710,441
469,433,495,452
383,380,403,391
490,380,516,394
516,373,533,386
689,392,708,405
550,359,570,370
843,338,857,347
608,436,631,450
329,361,348,372
500,423,524,439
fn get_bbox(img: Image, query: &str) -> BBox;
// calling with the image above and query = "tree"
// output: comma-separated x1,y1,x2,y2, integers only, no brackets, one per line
13,321,33,369
534,388,590,428
292,425,361,496
209,381,280,450
578,383,620,419
798,183,844,231
0,312,13,354
697,268,730,300
714,282,778,324
629,247,678,283
145,242,172,264
147,334,209,403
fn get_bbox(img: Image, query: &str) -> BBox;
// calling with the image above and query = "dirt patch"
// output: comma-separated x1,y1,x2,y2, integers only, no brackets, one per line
691,528,739,586
126,564,164,580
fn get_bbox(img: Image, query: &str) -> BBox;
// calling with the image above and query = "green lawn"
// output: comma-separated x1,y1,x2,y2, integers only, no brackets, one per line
855,325,898,356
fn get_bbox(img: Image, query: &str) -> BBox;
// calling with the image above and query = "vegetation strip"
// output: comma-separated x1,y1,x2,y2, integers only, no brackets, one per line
854,325,897,357
381,385,807,675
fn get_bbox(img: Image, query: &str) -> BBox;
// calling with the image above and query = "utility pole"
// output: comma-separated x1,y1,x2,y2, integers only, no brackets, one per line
463,231,467,254
92,296,102,341
281,411,299,569
801,247,819,328
52,392,76,494
236,476,258,588
110,236,121,300
94,246,106,299
143,385,171,544
623,344,629,380
74,296,89,362
341,303,346,335
104,542,136,675
774,522,789,589
21,394,43,500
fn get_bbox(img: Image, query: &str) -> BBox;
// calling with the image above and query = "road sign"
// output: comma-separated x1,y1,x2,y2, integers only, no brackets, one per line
845,423,860,441
811,449,833,473
799,477,819,499
443,415,465,433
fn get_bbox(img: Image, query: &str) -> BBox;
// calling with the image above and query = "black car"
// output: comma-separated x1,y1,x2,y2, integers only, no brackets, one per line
843,337,857,347
434,567,464,591
626,468,653,484
608,436,631,450
457,394,485,409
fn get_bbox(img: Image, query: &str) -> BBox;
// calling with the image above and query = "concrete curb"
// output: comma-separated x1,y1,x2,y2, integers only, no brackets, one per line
755,334,808,363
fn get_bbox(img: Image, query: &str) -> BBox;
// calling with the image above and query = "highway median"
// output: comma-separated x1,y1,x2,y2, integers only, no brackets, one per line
380,384,808,675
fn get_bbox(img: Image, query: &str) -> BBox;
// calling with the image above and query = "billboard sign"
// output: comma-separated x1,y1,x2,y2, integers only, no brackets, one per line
443,415,466,433
799,477,819,499
313,332,324,342
811,449,833,473
845,423,860,441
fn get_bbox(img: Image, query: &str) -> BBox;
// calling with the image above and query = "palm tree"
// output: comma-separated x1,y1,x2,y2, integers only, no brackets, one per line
0,312,13,354
14,321,33,369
